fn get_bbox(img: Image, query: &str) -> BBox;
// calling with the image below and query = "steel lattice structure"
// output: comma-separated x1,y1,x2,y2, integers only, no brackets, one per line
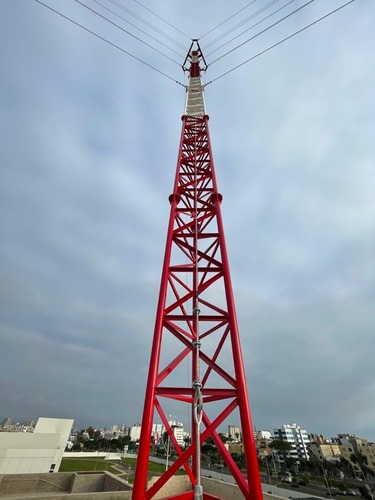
132,42,263,500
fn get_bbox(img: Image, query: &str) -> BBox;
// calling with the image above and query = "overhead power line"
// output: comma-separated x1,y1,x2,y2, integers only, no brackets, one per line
72,0,180,65
206,0,356,86
133,0,190,40
34,0,184,86
208,0,316,66
90,0,184,58
107,0,186,51
199,0,258,40
203,0,281,51
206,0,298,58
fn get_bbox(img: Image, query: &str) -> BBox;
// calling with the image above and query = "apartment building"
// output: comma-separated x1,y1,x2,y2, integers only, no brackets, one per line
274,423,310,461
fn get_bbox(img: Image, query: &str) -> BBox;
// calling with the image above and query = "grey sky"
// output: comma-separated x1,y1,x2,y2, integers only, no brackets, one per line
1,1,374,440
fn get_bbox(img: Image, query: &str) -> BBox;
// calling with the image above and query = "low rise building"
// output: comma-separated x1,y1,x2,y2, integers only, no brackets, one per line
336,434,375,471
308,442,341,462
0,417,73,474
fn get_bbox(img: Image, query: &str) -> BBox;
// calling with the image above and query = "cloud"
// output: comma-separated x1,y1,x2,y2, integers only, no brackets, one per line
0,0,374,441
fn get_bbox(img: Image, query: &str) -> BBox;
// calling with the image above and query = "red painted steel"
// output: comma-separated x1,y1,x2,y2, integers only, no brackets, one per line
132,42,263,500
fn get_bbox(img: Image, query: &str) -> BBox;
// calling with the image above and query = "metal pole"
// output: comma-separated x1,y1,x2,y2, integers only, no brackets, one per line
193,116,203,500
266,457,274,494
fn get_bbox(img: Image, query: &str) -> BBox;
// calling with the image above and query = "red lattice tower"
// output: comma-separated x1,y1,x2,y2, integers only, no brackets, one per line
132,41,263,500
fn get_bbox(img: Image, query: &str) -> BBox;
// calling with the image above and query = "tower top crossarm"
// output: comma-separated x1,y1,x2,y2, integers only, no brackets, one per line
183,40,207,118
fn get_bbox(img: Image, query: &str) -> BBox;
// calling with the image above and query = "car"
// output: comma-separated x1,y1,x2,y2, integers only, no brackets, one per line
346,490,356,496
298,480,307,486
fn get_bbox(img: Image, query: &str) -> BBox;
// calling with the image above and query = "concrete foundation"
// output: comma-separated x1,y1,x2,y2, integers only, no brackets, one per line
146,475,192,499
0,470,285,499
146,475,285,500
0,471,132,499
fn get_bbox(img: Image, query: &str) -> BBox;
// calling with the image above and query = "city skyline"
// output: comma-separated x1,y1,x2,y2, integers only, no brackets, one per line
1,1,374,441
1,414,374,445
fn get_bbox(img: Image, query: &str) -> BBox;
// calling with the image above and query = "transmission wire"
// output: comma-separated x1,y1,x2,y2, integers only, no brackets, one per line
203,0,281,51
209,0,316,66
34,0,185,86
206,0,356,85
72,0,180,65
199,0,258,40
90,0,184,58
206,0,297,58
107,0,186,51
133,0,190,40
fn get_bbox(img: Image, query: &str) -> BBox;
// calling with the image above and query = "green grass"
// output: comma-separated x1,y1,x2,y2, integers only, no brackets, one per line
59,458,121,475
121,457,186,476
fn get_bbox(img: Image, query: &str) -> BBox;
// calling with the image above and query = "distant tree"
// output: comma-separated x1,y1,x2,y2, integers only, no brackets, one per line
285,457,298,474
201,437,216,456
269,440,293,468
350,452,370,476
339,457,355,479
183,436,191,449
86,427,95,439
118,435,131,449
218,433,229,444
269,440,293,452
231,452,245,469
358,484,372,500
337,480,348,492
128,440,137,451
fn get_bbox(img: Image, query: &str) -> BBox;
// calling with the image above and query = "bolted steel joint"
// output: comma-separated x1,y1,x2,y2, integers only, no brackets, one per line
193,340,201,348
193,307,201,315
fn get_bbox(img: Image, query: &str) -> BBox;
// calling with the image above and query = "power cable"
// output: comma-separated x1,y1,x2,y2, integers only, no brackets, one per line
90,0,184,58
107,0,186,51
206,0,297,58
205,0,356,86
203,0,281,51
199,0,258,40
72,0,180,65
208,0,316,66
133,0,190,40
34,0,185,87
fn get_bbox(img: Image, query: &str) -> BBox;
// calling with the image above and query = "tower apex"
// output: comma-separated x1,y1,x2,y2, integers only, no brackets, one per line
182,40,208,73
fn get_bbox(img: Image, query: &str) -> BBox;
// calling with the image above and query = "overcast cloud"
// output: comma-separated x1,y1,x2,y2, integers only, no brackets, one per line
1,0,374,440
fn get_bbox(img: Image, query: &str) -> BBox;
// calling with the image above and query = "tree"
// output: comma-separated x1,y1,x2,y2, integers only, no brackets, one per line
218,433,229,444
86,427,95,439
358,484,372,500
269,440,293,469
269,440,293,452
350,452,370,476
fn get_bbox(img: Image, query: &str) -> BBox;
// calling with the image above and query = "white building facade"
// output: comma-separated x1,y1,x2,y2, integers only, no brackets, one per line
274,423,310,461
0,417,73,474
128,424,142,441
228,425,241,442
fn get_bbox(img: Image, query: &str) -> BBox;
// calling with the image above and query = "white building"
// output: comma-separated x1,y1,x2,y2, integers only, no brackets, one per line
274,423,310,461
152,423,164,441
169,421,185,447
128,424,141,441
228,425,241,442
258,430,272,440
0,417,73,474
